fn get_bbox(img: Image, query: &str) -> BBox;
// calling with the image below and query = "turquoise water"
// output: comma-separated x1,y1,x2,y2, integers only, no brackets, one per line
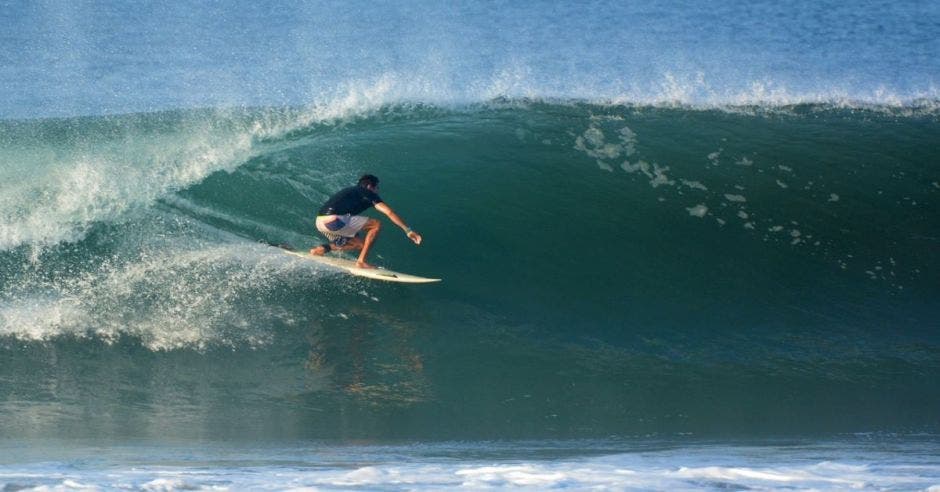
2,103,938,442
2,1,939,489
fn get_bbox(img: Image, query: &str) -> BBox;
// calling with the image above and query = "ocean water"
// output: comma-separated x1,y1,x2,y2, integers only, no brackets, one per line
2,1,939,490
2,438,940,490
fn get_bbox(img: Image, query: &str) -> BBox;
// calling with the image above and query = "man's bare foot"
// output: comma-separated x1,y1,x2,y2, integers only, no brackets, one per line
310,245,327,256
356,260,376,269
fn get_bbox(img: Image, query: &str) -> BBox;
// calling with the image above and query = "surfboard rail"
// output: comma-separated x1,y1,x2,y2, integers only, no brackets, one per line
282,250,441,283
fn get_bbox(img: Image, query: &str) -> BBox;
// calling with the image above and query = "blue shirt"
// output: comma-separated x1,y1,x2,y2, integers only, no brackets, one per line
318,185,383,216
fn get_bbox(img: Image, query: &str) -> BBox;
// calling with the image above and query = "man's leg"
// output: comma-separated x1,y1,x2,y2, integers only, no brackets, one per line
310,217,379,264
356,218,381,268
311,237,362,256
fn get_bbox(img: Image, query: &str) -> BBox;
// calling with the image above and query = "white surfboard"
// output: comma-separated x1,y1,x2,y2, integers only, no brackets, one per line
283,250,441,283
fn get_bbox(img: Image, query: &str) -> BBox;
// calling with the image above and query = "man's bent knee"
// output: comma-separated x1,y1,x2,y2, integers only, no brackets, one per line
343,237,364,250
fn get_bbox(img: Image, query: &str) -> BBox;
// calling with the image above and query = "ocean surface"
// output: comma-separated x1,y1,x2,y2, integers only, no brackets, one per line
2,1,939,490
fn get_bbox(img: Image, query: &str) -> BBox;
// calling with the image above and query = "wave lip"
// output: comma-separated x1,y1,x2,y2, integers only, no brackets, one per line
0,118,255,251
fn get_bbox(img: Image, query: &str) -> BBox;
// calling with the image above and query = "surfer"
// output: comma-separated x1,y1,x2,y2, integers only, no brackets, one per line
310,174,422,269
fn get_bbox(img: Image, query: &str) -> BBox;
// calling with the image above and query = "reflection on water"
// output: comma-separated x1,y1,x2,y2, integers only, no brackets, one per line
304,304,429,406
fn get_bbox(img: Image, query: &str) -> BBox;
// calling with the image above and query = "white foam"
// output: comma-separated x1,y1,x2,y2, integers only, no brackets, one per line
456,465,568,487
619,126,638,156
574,123,639,170
707,150,722,163
649,164,674,188
0,297,88,342
596,160,614,172
0,122,255,251
687,204,708,217
4,440,940,491
790,229,804,245
141,478,195,491
621,160,651,176
0,240,306,351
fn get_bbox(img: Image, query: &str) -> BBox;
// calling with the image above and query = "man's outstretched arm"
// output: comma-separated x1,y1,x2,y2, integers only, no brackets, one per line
375,202,422,244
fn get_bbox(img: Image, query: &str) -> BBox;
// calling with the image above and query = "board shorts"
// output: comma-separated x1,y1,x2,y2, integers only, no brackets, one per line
315,214,369,246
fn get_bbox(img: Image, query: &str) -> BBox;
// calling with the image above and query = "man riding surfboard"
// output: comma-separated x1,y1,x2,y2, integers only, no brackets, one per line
310,174,422,269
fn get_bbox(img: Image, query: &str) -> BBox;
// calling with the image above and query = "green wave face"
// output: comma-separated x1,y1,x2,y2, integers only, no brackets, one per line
1,103,938,440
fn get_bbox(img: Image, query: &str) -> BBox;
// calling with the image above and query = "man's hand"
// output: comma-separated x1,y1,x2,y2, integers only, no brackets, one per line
375,202,422,245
